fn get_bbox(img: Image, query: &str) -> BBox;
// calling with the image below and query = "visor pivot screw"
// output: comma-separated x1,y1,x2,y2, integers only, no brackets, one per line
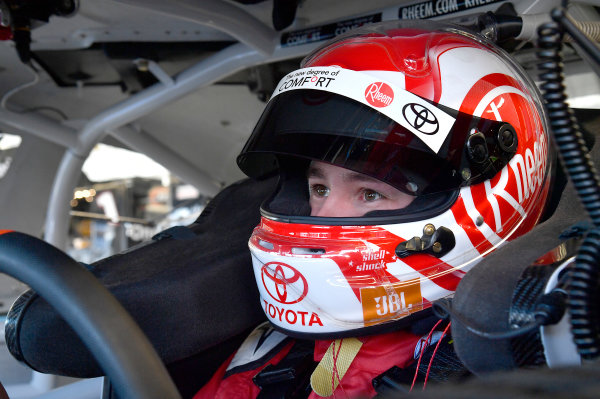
423,224,436,236
501,130,513,147
467,131,489,163
497,124,518,152
461,168,471,181
432,242,442,253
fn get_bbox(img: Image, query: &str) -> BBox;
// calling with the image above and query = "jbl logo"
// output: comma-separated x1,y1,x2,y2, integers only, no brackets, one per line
361,280,423,326
374,292,412,316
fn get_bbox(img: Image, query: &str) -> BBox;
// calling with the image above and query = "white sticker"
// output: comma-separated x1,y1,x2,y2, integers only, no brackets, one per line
271,67,456,153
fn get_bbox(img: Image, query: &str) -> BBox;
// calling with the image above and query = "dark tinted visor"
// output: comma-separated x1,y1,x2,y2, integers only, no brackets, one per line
237,90,517,196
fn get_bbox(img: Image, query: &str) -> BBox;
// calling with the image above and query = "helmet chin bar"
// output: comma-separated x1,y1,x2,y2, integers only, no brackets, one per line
395,224,456,258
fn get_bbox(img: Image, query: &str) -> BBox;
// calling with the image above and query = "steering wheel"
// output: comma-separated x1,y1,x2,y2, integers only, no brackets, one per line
0,231,181,399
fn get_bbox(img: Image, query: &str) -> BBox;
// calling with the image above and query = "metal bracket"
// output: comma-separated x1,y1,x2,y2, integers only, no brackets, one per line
395,224,456,258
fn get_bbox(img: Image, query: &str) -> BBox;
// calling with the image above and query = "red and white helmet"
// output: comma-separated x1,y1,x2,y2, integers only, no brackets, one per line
237,21,553,338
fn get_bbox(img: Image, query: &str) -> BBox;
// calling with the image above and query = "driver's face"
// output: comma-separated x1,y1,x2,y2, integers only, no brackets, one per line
308,161,415,217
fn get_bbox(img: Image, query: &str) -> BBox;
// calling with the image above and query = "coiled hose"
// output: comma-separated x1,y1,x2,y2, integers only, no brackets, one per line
537,8,600,359
570,229,600,359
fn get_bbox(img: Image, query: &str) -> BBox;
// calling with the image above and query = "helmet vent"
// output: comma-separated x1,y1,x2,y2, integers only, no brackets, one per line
258,240,274,250
292,247,325,255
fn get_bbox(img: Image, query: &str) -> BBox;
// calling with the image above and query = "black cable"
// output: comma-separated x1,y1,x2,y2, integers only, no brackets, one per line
569,227,600,359
537,8,600,359
537,17,600,227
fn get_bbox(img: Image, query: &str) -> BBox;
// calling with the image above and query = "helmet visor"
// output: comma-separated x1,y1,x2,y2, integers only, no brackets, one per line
238,88,517,196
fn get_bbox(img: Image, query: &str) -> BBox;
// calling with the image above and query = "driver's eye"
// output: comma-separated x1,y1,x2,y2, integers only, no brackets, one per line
363,189,383,202
311,184,329,197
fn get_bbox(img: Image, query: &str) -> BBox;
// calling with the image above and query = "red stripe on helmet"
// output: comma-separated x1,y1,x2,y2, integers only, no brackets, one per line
458,73,522,115
450,195,491,251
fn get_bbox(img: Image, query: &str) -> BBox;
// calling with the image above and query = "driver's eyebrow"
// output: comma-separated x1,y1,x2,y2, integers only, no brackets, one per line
307,165,324,179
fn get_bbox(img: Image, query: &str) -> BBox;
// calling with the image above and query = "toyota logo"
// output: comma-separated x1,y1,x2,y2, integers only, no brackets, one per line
402,103,439,135
261,262,308,304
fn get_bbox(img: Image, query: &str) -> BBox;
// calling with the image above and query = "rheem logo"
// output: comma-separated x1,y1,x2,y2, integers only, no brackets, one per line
261,262,308,304
365,82,394,107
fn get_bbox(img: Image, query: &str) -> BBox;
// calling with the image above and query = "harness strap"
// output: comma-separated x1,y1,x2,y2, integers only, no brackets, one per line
253,339,316,399
309,338,363,397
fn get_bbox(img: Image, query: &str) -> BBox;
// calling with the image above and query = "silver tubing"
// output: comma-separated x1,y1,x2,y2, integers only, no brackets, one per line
44,43,265,247
44,149,87,248
73,43,262,157
109,125,221,197
0,108,77,149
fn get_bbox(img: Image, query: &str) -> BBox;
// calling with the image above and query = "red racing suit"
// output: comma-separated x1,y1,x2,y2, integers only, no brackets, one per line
193,322,423,399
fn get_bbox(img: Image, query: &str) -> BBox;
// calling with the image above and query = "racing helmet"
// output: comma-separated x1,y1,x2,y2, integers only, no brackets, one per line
237,20,553,338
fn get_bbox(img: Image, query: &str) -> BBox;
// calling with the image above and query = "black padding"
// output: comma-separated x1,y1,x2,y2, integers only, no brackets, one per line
0,232,181,399
263,157,311,216
6,176,276,378
451,109,600,375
